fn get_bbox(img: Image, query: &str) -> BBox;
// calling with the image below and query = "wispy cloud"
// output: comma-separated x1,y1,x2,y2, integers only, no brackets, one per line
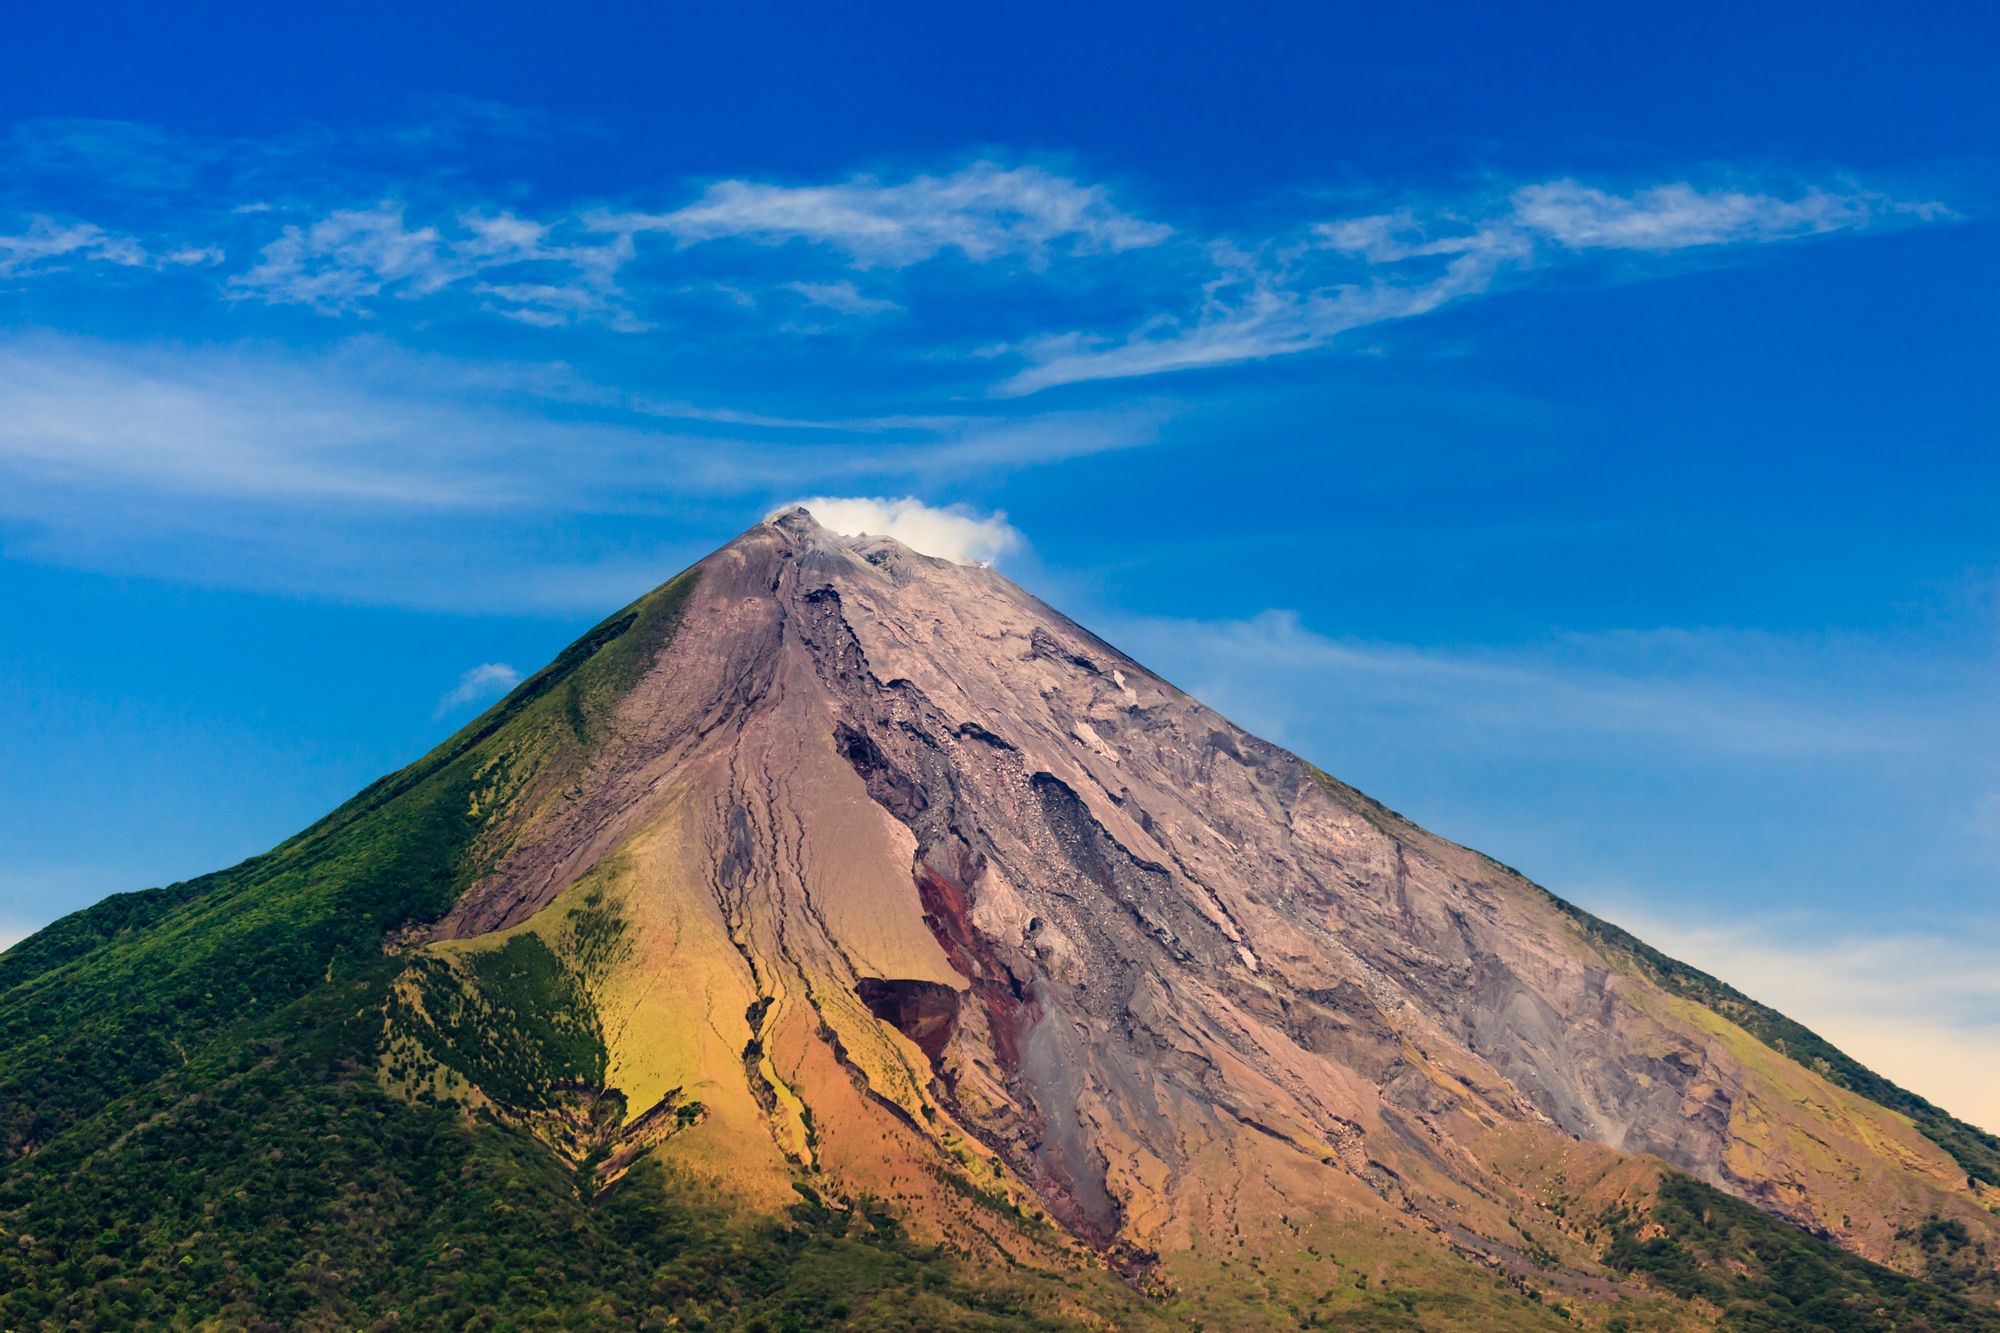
784,279,899,316
0,336,527,505
1109,608,1946,757
0,215,220,277
999,235,1518,393
1509,179,1942,251
0,110,1953,389
597,161,1170,267
230,202,636,326
232,202,447,311
435,662,521,716
1002,178,1941,393
0,335,1157,608
0,217,144,273
0,334,1164,504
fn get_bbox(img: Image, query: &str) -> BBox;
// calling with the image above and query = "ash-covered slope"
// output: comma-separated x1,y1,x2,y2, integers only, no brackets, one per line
2,507,1995,1331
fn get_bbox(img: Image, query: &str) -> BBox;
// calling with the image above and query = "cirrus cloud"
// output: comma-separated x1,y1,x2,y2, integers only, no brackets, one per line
0,215,221,277
1,110,1954,390
1509,179,1942,251
1002,178,1943,393
601,161,1171,267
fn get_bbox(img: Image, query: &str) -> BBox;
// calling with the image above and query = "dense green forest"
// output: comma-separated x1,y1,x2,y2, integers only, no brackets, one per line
1600,1172,2000,1331
0,958,1121,1331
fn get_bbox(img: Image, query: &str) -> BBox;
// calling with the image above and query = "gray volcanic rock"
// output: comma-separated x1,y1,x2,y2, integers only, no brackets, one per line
426,507,1998,1285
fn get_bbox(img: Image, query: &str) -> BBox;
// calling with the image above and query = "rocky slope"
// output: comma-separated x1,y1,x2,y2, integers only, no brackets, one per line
1,507,1995,1330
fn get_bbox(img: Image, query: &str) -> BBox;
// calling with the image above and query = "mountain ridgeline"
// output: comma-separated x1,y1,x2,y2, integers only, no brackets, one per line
1,508,1994,1331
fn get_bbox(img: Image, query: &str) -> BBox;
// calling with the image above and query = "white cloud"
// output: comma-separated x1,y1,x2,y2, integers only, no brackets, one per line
455,209,554,262
436,662,523,716
1003,177,1938,393
475,279,635,329
0,337,1158,608
0,337,522,504
1510,179,1941,251
784,495,1023,565
1000,233,1521,394
231,202,636,325
0,337,1159,511
0,217,144,273
3,129,1950,386
784,279,899,316
232,202,446,312
0,215,219,277
201,169,1943,384
599,161,1171,267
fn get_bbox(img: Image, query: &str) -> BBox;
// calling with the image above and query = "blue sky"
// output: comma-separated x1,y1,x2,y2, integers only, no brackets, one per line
3,2,1997,1126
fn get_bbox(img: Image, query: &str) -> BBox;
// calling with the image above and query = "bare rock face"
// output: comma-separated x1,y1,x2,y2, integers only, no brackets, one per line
429,508,2000,1294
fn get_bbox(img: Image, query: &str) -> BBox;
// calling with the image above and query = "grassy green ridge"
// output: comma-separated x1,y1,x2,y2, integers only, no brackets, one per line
1306,763,2000,1190
0,876,213,992
0,568,697,1157
1600,1171,2000,1331
0,961,1143,1332
0,755,485,1156
1544,895,2000,1189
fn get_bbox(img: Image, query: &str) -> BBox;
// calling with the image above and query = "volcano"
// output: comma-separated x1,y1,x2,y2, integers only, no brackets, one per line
2,507,1995,1330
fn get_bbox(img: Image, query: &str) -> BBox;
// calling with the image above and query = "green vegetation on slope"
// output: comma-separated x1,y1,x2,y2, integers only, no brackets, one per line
0,962,1143,1332
0,569,697,1158
391,933,608,1112
1901,1215,2000,1307
1600,1171,2000,1331
0,752,485,1156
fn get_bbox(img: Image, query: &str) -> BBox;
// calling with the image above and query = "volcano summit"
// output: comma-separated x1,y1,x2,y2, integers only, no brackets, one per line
2,508,1994,1330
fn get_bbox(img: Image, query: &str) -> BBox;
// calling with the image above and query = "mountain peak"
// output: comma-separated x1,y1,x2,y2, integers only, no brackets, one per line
5,513,1998,1329
758,502,928,569
417,516,2000,1282
765,502,822,534
756,498,1015,568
